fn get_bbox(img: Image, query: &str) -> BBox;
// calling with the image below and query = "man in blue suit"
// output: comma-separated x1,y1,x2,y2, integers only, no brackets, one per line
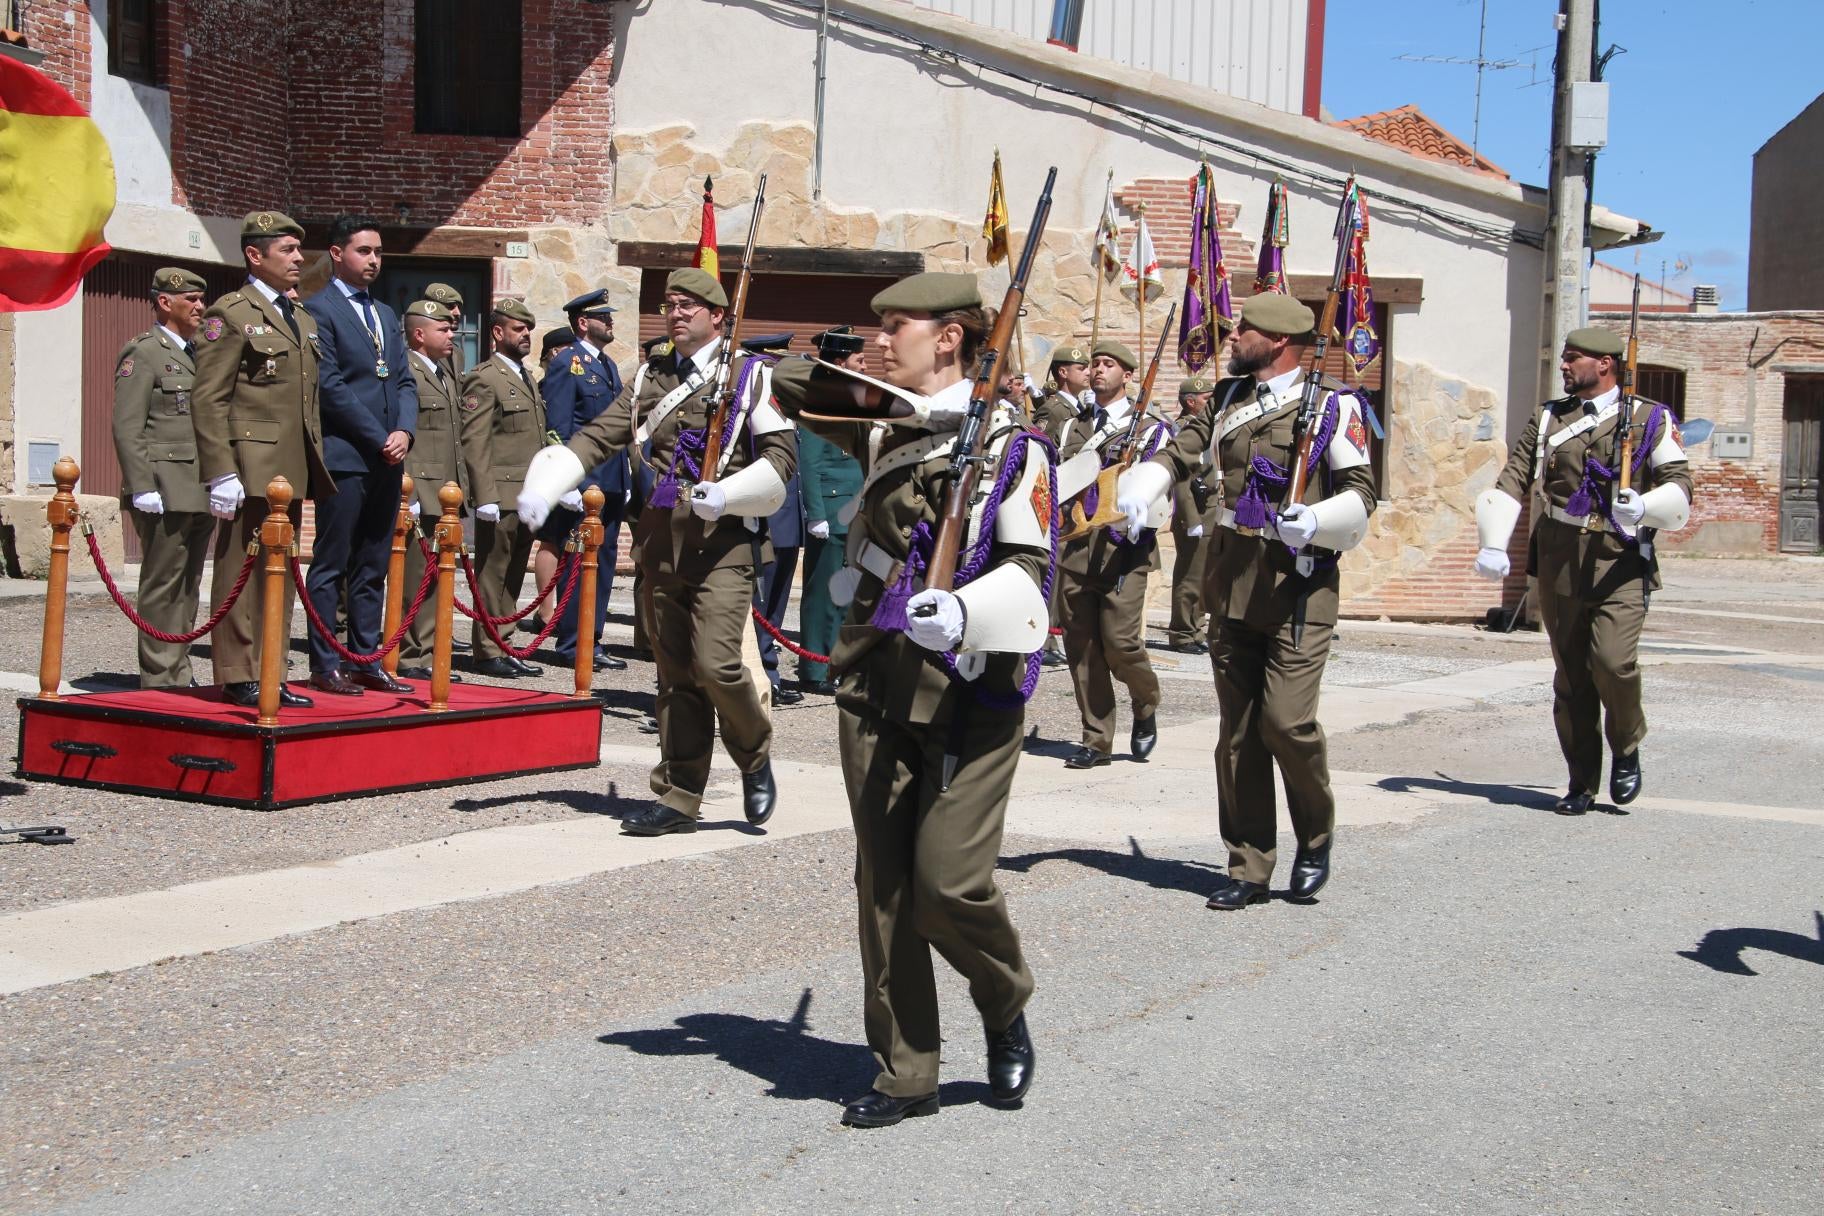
301,215,418,695
542,289,631,670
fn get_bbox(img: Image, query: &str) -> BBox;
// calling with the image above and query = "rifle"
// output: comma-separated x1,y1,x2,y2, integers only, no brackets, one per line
923,165,1057,592
1618,273,1641,492
700,173,769,482
1058,301,1177,543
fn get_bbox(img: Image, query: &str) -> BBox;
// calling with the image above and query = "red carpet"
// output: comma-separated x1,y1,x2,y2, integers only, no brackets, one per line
16,681,602,809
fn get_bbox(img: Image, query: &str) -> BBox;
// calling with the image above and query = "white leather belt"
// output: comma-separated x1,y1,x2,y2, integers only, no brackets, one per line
1543,502,1610,532
1215,507,1265,537
857,540,909,586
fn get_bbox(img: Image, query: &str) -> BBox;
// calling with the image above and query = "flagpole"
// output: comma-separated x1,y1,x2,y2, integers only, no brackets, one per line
1091,168,1112,351
1135,201,1147,372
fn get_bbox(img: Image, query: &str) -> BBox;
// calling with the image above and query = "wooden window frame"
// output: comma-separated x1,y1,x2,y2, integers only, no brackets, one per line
107,0,161,87
414,0,523,139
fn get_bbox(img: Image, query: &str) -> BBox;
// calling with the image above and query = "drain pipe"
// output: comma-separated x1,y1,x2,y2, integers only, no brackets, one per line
813,0,829,201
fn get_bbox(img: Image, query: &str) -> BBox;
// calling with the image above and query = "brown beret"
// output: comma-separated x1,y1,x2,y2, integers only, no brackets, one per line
423,282,464,308
1238,293,1316,337
1179,374,1215,396
240,210,305,241
1091,339,1138,371
152,267,207,294
405,299,452,322
1565,326,1625,357
870,272,981,315
1050,343,1090,367
491,298,536,326
665,267,729,309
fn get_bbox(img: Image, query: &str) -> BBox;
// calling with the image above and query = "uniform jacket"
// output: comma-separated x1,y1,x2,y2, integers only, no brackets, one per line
1153,373,1377,631
1169,416,1220,538
458,354,548,511
767,465,805,550
302,285,418,476
1033,390,1082,446
1493,392,1693,599
191,285,333,501
1058,400,1174,577
799,425,864,535
542,339,630,517
406,353,467,518
112,327,209,514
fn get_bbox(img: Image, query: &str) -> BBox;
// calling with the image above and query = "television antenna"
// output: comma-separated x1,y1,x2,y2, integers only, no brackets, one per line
1395,0,1546,158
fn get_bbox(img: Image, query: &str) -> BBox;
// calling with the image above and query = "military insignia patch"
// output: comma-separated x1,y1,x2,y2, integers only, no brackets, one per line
461,396,481,411
569,356,583,376
1031,461,1052,527
116,357,134,378
244,323,255,336
202,318,225,342
1346,413,1369,454
174,391,190,412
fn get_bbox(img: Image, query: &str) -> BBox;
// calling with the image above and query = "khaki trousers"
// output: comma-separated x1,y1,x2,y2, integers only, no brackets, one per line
840,700,1034,1097
1538,588,1648,794
1166,531,1211,647
471,511,533,661
132,507,214,688
1060,567,1161,753
643,563,772,817
1212,617,1336,885
207,498,301,686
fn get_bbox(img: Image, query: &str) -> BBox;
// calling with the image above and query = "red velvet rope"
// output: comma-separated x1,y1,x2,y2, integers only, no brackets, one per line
457,550,571,626
288,553,440,665
459,554,582,660
750,606,831,665
85,530,258,644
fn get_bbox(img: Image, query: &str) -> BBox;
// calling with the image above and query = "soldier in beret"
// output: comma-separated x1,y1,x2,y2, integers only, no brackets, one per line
764,270,1049,1126
111,267,213,688
517,267,796,833
1117,293,1377,910
1056,338,1173,770
395,299,467,680
1165,373,1220,654
1033,343,1091,445
421,282,467,377
191,211,333,708
1474,326,1694,815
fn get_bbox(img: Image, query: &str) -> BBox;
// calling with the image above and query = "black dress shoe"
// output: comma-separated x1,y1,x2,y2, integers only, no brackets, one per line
1040,649,1067,669
1169,641,1210,655
277,685,314,708
744,760,778,825
595,648,628,671
1205,877,1270,910
396,666,462,683
223,681,313,708
1131,712,1158,760
307,670,365,696
638,713,659,734
1554,788,1595,816
1610,751,1642,805
474,656,544,679
801,677,839,695
621,806,697,836
986,1013,1035,1104
507,656,544,677
841,1089,939,1129
1289,843,1331,900
349,670,411,694
773,685,805,706
1063,745,1110,770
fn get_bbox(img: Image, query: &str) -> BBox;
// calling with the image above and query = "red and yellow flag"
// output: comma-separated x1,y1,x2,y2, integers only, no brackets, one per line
982,149,1009,266
693,175,718,279
0,57,115,311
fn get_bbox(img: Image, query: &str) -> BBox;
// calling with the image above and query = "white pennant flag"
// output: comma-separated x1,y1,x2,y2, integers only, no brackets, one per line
1094,174,1123,281
1121,213,1163,304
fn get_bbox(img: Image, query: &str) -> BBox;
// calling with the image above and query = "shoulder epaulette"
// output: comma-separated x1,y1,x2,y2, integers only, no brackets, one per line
647,341,674,361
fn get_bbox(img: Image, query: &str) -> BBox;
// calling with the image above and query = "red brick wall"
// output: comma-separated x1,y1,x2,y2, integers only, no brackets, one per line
165,0,294,217
22,2,93,106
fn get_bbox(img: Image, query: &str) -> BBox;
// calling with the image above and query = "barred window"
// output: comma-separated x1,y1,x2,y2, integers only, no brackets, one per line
108,0,160,86
415,0,523,138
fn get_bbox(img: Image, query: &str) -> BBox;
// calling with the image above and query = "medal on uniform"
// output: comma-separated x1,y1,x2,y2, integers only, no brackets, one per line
375,356,389,380
263,357,277,378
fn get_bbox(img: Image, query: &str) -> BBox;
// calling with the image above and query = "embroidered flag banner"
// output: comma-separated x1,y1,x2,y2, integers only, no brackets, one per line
1340,185,1382,379
1253,179,1289,296
1094,173,1123,281
1178,163,1232,372
693,176,719,279
982,150,1010,266
1120,211,1162,305
0,56,115,311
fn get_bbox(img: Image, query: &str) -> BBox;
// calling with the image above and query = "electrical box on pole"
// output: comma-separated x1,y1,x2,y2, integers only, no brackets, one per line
1568,81,1609,149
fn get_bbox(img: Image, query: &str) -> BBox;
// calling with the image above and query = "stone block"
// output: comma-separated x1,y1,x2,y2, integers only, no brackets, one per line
2,493,122,580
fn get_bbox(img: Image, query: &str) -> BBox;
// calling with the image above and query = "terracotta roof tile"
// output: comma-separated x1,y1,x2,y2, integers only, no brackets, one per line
1334,105,1510,180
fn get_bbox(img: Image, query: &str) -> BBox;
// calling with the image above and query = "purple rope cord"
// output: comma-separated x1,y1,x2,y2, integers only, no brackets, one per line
649,355,769,510
1561,401,1668,544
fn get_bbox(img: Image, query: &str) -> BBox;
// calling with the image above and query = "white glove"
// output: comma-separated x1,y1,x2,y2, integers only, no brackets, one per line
559,489,585,511
131,490,164,515
1185,524,1203,539
408,498,421,519
1613,488,1646,527
809,519,831,541
207,473,244,520
1115,485,1154,541
906,588,964,651
1274,503,1318,549
1474,547,1510,580
476,502,502,523
690,482,727,521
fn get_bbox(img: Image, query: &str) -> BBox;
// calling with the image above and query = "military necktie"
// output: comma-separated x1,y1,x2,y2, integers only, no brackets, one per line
275,293,300,342
184,340,197,359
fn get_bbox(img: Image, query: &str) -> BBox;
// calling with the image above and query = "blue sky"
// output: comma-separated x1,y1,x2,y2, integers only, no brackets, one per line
1324,0,1824,309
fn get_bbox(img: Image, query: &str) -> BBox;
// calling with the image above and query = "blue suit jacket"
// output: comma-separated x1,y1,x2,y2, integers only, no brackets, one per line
303,285,419,476
542,341,630,517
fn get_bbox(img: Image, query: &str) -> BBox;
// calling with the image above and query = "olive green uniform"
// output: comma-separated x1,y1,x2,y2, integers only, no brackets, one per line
459,354,547,662
1058,404,1171,755
564,341,796,818
772,357,1047,1099
1165,441,1220,648
1032,389,1080,446
191,285,332,686
401,351,467,666
1490,392,1693,795
112,327,214,687
1151,375,1377,884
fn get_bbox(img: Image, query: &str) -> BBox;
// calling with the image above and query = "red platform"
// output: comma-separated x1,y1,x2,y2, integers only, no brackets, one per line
15,681,602,810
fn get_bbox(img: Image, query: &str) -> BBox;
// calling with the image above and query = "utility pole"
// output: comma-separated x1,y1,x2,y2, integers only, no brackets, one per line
1540,0,1597,399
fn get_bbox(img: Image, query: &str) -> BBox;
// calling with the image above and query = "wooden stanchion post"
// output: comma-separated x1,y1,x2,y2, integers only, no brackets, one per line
256,478,295,727
382,473,414,677
37,456,80,702
429,481,463,713
573,486,606,699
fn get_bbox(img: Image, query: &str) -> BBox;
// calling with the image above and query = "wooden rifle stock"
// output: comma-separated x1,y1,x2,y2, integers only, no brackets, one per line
1619,273,1641,492
701,173,768,482
1284,179,1359,507
1057,303,1176,543
925,166,1057,591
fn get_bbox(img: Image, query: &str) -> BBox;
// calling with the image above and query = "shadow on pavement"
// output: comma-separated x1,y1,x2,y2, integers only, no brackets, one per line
1000,836,1225,897
450,783,641,817
1678,912,1824,976
1375,772,1560,812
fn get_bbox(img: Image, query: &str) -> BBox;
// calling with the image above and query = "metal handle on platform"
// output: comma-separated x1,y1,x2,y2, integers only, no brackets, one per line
51,740,118,759
170,754,237,774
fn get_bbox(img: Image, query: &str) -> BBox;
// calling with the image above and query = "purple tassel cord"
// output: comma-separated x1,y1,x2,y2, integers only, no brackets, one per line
1233,394,1341,546
649,357,769,511
1562,403,1667,543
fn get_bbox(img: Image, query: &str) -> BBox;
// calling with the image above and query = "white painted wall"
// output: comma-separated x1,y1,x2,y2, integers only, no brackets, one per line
11,304,84,491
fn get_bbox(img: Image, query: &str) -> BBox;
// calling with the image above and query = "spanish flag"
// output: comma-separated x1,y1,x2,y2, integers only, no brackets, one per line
0,57,115,311
981,149,1009,266
693,175,718,279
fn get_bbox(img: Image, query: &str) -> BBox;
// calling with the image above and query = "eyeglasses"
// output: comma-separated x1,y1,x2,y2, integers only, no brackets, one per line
659,298,706,318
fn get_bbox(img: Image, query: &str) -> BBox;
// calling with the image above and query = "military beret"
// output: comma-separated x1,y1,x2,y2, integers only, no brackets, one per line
152,267,207,294
1179,374,1215,396
423,282,464,308
870,272,981,315
740,331,795,354
240,210,305,242
1050,343,1090,367
404,299,452,322
1238,293,1316,337
491,298,536,326
1565,326,1625,357
564,288,615,317
1091,339,1138,371
665,267,729,309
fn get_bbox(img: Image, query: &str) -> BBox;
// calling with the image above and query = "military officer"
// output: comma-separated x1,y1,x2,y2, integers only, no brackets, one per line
112,267,214,688
1117,294,1377,910
395,299,466,680
1473,326,1693,815
516,268,796,834
1056,339,1172,769
1165,373,1220,654
191,211,332,708
1032,343,1090,444
458,298,548,679
421,282,467,377
766,271,1050,1127
796,326,867,695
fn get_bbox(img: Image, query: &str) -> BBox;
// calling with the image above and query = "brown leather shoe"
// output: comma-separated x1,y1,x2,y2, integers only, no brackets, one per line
307,670,366,696
349,669,412,694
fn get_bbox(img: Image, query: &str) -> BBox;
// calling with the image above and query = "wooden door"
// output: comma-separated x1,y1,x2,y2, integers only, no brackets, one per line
1780,376,1824,553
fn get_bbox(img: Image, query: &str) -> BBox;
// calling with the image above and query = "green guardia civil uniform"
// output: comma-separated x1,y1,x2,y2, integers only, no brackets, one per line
1476,338,1693,799
458,324,548,663
400,303,469,667
768,272,1054,1099
112,277,215,688
797,425,864,686
190,213,333,686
